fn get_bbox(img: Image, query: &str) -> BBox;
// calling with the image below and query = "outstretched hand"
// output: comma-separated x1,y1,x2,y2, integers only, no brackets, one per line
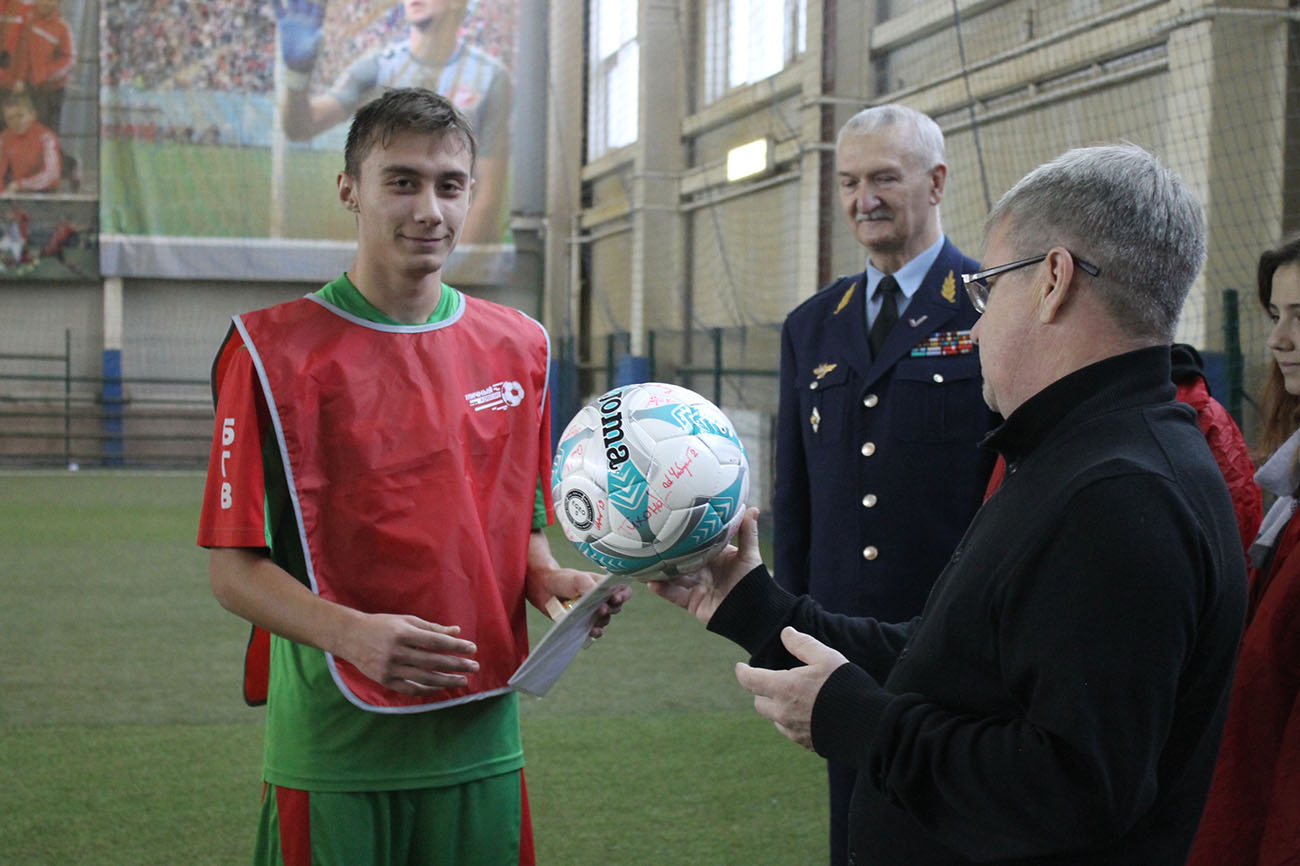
271,0,326,73
734,626,848,749
646,507,762,625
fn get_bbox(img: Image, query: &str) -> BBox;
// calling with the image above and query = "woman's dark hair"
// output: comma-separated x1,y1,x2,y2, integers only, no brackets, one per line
1255,233,1300,458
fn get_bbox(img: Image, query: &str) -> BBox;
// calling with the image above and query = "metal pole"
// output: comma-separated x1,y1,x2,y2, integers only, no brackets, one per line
1222,288,1243,425
606,333,615,394
64,328,71,467
712,327,723,406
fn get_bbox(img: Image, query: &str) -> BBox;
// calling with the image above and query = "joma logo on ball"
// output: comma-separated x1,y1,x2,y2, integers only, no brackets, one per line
599,394,630,470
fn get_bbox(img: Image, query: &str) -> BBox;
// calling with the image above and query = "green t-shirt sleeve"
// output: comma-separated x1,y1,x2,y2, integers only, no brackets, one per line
533,478,548,529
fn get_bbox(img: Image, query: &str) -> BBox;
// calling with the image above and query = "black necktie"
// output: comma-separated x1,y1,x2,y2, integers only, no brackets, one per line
869,275,900,357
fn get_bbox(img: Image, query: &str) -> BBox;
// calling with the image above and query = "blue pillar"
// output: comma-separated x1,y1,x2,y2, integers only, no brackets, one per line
102,347,124,466
549,354,580,451
102,277,125,466
614,354,651,387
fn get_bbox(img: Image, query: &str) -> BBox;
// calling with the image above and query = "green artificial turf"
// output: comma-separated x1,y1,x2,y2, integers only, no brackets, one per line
0,471,827,864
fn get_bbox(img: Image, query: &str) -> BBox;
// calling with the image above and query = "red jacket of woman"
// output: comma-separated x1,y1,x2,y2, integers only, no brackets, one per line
1186,498,1300,865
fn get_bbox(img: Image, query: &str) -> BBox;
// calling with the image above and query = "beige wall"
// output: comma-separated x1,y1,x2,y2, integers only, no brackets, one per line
548,0,1294,456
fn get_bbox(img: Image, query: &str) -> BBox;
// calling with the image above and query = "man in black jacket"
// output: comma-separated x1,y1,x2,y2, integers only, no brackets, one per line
651,144,1248,866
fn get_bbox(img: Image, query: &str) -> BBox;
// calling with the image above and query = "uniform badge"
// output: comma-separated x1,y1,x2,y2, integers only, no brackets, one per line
910,329,975,357
833,282,856,316
810,406,821,434
941,270,957,304
813,362,837,380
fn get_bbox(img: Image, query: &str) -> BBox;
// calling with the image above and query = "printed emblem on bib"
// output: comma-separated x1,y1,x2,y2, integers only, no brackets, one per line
466,380,526,411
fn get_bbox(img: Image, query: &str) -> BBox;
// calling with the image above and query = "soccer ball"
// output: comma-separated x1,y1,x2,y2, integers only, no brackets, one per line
552,382,750,578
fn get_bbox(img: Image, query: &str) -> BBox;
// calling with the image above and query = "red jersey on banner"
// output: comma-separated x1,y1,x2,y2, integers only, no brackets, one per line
0,0,30,90
0,119,59,192
23,6,73,90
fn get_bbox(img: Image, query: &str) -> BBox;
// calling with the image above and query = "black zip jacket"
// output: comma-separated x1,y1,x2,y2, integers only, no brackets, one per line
711,346,1247,865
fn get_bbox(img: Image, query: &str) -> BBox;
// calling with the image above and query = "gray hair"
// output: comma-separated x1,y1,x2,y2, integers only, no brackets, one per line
986,144,1205,342
836,104,946,171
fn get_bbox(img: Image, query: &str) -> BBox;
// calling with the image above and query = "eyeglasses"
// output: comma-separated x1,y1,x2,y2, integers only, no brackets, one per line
961,252,1100,313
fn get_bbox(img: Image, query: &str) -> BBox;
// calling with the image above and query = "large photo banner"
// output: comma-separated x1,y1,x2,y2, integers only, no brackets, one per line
100,0,518,281
0,0,97,281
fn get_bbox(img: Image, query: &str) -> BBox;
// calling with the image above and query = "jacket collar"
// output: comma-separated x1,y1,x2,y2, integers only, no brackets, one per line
984,345,1175,466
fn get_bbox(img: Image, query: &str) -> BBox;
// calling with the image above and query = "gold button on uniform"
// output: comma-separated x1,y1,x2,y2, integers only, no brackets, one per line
863,393,879,408
861,442,876,456
862,494,878,508
862,546,879,561
810,381,819,390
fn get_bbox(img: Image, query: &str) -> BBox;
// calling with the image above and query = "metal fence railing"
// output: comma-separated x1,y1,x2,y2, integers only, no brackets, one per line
5,290,1251,475
0,330,211,469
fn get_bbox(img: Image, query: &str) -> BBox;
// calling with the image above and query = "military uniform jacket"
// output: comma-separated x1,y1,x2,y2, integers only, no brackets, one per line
773,238,995,622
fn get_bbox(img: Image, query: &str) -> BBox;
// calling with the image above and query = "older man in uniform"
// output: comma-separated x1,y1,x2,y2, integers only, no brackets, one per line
773,104,995,865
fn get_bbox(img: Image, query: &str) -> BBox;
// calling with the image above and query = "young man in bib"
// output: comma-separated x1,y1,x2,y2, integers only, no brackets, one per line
198,87,628,866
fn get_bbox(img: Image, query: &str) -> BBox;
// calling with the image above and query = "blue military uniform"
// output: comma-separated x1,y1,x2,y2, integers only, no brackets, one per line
774,237,996,866
773,237,995,620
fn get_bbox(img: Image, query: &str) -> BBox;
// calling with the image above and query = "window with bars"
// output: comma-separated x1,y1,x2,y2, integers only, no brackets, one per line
587,0,640,160
704,0,806,104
